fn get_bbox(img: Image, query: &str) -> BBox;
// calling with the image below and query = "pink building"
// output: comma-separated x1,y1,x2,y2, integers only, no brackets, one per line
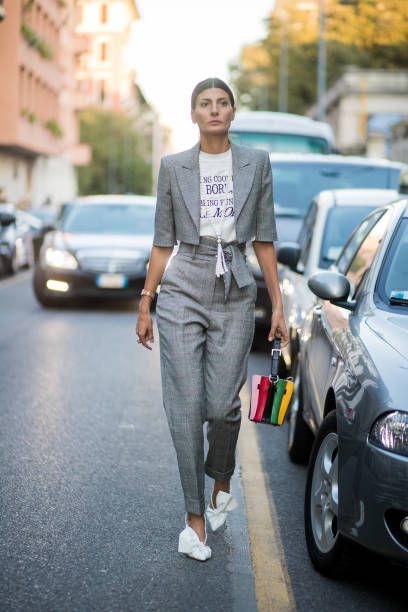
0,0,89,207
75,0,141,113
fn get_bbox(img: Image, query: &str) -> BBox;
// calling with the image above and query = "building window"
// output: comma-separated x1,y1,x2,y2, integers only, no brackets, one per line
101,3,108,23
100,42,107,61
99,79,106,103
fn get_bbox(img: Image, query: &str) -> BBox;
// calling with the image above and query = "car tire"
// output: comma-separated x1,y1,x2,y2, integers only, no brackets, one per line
287,361,314,464
304,410,352,578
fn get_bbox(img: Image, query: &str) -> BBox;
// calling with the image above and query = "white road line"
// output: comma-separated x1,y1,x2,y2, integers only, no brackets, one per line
238,385,295,612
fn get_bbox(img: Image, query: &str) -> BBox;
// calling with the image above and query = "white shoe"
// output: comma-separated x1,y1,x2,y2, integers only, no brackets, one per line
178,513,212,561
205,490,238,532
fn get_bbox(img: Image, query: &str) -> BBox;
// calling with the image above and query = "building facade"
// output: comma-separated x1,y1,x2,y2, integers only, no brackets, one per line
0,0,89,208
308,68,408,158
75,0,141,113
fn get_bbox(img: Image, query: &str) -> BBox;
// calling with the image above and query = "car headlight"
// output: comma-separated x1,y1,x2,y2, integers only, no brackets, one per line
44,247,78,270
369,411,408,457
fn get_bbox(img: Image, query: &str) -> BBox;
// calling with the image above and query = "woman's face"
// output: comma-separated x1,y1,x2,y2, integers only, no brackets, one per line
191,88,235,136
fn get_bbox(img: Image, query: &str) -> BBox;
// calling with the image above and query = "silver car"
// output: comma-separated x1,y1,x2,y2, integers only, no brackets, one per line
291,199,408,575
278,188,399,440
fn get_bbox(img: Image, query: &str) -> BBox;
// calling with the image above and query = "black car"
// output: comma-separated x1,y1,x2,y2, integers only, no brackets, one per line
248,153,408,329
33,195,156,306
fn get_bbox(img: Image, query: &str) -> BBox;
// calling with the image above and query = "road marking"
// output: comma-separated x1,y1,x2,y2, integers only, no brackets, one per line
238,385,295,612
0,270,32,290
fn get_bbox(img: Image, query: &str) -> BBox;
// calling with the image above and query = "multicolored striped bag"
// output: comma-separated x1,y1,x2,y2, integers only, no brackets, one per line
249,338,294,426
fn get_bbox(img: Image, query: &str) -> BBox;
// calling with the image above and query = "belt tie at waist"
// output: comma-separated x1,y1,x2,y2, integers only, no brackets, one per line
178,238,254,302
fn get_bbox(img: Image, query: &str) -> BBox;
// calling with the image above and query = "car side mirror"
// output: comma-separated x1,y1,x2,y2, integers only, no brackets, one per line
0,213,16,227
277,242,301,272
308,271,356,311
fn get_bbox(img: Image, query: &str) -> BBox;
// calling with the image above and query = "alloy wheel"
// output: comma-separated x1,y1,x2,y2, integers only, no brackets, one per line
310,432,339,553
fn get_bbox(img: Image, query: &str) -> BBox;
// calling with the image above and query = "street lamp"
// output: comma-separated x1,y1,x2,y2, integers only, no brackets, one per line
316,0,326,121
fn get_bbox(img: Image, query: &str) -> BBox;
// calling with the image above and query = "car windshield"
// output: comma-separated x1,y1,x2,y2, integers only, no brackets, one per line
272,162,399,217
229,131,329,154
378,218,408,309
61,203,155,235
319,205,377,269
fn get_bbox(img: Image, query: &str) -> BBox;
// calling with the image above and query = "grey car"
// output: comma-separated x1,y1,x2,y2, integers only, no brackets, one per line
290,199,408,575
279,188,399,408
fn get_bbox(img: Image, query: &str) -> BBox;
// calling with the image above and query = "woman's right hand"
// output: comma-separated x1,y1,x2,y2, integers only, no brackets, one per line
135,299,154,350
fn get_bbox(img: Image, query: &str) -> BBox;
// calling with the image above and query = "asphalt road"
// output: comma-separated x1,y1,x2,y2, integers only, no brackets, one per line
0,271,407,611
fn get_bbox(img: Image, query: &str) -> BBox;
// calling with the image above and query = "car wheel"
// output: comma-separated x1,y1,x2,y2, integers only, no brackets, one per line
287,360,314,464
304,410,351,577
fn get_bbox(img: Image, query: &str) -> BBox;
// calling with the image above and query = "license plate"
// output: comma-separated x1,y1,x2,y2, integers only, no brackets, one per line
96,273,128,288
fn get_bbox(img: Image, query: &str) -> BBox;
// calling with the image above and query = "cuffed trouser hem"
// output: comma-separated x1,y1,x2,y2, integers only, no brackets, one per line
185,496,206,516
204,463,235,481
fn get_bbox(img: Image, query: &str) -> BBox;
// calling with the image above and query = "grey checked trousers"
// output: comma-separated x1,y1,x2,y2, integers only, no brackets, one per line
156,237,257,515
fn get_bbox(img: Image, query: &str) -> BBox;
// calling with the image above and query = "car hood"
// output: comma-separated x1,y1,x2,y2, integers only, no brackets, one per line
51,232,153,254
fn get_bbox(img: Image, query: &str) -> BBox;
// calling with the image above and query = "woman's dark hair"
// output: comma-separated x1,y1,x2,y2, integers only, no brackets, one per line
191,78,235,110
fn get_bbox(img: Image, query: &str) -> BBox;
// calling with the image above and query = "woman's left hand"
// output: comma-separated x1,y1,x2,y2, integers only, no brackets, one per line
268,307,289,347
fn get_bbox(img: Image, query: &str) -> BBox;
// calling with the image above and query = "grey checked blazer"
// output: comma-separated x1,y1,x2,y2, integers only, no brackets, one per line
153,141,277,247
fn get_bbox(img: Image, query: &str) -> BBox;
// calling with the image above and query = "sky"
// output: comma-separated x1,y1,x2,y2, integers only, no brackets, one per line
129,0,276,151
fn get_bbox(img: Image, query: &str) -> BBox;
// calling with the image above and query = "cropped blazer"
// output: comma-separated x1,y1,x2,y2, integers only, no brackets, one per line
152,140,277,247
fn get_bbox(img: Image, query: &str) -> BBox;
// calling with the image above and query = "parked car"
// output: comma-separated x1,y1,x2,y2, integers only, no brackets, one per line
247,154,408,328
289,198,408,575
0,204,36,274
0,209,17,274
229,111,335,154
33,195,156,306
278,188,399,384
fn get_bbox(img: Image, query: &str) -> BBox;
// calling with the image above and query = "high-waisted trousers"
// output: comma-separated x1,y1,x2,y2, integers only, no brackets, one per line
156,236,257,515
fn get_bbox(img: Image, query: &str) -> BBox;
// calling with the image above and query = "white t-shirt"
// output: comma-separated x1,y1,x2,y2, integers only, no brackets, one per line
199,148,236,242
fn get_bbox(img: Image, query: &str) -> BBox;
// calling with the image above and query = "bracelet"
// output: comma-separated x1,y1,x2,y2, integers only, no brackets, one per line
140,288,156,300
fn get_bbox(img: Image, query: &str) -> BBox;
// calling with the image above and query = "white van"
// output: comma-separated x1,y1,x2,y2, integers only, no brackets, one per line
229,111,335,154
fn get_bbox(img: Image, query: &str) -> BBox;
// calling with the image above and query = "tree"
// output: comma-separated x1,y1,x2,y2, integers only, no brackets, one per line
230,0,408,115
77,109,152,196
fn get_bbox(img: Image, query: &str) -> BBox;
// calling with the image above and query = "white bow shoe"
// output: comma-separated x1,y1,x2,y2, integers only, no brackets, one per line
178,514,212,561
205,490,238,532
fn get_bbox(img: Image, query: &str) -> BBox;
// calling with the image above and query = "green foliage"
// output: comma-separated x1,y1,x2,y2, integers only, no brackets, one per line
77,109,152,196
21,23,53,60
45,119,64,138
21,108,38,123
230,0,408,115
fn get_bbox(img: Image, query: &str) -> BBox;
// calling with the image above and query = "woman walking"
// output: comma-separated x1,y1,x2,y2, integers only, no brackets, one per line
135,78,288,561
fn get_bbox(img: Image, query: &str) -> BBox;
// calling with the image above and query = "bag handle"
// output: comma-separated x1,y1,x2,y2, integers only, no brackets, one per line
269,337,281,382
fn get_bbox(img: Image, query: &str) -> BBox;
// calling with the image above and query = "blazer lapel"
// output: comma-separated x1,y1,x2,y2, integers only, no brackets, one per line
173,141,256,237
231,141,256,220
174,142,201,236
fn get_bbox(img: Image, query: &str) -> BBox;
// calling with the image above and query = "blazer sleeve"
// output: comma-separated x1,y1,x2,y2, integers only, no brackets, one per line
153,158,177,247
254,152,278,242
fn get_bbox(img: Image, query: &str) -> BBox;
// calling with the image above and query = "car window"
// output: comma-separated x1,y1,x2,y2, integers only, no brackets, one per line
229,132,330,154
319,205,376,269
377,218,408,308
61,204,155,235
336,209,386,274
297,201,317,270
345,209,392,299
271,163,400,217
